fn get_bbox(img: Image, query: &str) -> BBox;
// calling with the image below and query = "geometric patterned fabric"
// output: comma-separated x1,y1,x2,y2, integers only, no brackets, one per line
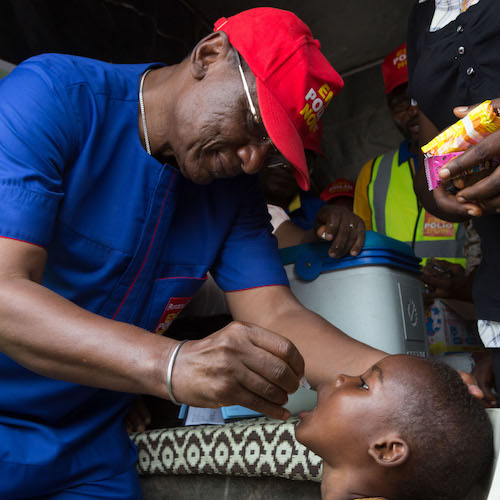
131,417,323,482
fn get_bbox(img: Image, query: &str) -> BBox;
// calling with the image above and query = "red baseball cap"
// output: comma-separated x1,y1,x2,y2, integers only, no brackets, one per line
382,42,408,95
303,120,325,157
214,8,343,191
320,178,355,202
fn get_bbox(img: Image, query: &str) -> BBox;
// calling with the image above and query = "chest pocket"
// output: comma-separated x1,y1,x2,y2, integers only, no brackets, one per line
137,275,208,333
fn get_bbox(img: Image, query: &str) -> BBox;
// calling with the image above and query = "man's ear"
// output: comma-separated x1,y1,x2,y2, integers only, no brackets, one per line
367,433,410,467
190,31,232,80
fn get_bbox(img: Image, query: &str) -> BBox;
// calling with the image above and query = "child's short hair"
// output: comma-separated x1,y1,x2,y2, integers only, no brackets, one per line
390,360,493,500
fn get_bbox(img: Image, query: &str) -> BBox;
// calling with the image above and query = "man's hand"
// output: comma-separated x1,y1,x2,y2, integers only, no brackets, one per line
170,321,305,420
430,181,482,219
471,351,497,407
459,370,485,402
436,98,500,216
422,258,472,302
313,205,366,258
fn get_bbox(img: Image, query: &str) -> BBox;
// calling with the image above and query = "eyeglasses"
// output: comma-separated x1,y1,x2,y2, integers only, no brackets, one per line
234,49,287,169
234,49,261,127
390,95,418,115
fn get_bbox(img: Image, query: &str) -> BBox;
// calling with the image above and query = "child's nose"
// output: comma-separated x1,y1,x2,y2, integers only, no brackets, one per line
335,374,359,388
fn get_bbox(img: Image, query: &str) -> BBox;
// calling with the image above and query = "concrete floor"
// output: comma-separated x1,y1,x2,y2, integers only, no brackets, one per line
141,474,321,500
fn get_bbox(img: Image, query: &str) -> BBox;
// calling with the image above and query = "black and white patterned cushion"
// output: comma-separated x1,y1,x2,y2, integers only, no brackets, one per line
131,417,322,482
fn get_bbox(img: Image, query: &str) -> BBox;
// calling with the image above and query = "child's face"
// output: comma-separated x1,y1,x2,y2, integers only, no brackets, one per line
295,355,429,465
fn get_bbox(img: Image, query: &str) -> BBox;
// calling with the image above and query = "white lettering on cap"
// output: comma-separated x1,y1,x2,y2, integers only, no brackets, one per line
305,88,317,101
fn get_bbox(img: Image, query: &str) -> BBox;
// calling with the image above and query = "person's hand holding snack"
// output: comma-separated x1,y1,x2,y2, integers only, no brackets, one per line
427,173,482,220
437,97,500,216
313,205,366,258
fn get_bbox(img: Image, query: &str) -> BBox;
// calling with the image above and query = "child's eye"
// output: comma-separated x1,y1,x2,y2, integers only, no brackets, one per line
360,378,369,390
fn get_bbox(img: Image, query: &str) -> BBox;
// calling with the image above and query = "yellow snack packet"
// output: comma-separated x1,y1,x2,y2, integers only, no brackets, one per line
422,100,500,157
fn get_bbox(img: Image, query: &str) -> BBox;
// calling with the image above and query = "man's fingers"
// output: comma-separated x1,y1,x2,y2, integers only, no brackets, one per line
316,224,327,240
242,347,301,395
337,217,365,258
468,384,485,400
422,274,449,290
448,261,466,274
326,212,351,258
317,218,364,257
471,352,497,406
491,97,500,110
170,324,305,414
480,384,497,407
328,225,350,258
314,208,366,257
248,326,305,381
456,168,493,190
323,214,342,242
453,103,480,119
235,386,291,420
344,229,358,258
459,371,484,400
423,288,445,300
350,221,365,256
433,185,482,216
439,131,500,180
476,194,500,214
238,368,289,406
451,98,500,119
456,167,500,203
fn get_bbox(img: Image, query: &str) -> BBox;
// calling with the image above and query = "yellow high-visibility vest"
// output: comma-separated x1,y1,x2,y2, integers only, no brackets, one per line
368,148,466,266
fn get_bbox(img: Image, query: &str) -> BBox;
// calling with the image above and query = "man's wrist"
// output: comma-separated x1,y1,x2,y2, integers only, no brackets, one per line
166,340,188,405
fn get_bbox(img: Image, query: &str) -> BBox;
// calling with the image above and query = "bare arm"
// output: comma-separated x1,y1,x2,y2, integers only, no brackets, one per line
0,238,305,419
227,285,484,399
274,220,315,248
0,237,176,398
226,285,385,388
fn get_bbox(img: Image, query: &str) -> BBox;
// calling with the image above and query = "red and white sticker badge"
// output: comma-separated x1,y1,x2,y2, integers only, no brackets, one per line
423,212,454,238
154,297,191,335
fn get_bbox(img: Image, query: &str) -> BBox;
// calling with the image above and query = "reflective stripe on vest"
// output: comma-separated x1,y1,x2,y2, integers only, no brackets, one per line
367,149,466,263
413,229,466,258
371,150,396,235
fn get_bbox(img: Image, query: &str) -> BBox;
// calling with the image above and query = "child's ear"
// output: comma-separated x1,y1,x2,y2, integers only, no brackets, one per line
367,433,409,467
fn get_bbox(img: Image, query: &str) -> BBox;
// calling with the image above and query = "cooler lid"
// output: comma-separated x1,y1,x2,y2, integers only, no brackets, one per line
280,231,421,281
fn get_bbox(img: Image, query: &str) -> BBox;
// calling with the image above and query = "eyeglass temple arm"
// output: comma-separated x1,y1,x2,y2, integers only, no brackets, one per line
234,49,258,117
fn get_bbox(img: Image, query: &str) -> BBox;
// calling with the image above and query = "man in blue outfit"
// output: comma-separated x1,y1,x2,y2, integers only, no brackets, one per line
0,8,474,500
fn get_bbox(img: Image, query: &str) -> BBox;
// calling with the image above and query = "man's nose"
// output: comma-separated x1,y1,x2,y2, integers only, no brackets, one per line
408,102,419,117
237,143,273,175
